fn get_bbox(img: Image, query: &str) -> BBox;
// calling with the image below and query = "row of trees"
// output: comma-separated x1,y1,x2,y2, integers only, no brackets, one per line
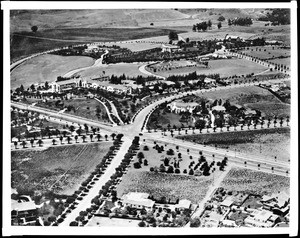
228,17,253,26
192,20,212,32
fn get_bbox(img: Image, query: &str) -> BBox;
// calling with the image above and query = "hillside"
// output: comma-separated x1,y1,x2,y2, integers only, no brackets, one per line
10,9,190,32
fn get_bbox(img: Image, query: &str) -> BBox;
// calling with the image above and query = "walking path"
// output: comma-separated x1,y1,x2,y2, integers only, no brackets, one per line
94,98,116,126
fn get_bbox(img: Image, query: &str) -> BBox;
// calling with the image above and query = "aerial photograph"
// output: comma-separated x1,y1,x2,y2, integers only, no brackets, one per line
3,1,298,236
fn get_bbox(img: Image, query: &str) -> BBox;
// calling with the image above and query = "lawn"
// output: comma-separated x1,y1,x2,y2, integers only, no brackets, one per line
241,195,263,209
11,54,95,90
87,216,140,227
75,62,149,78
155,58,267,78
196,85,290,118
147,111,189,129
178,127,290,162
220,167,290,196
11,142,112,196
116,171,213,204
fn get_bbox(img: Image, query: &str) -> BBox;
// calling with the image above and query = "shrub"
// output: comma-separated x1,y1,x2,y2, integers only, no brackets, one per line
175,168,180,174
133,162,141,169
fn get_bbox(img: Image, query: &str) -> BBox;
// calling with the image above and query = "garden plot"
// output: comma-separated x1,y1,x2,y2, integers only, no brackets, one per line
155,58,267,78
11,54,95,90
220,167,290,195
11,142,112,196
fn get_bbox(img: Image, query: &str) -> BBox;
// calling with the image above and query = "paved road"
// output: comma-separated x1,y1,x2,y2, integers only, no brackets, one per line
94,98,117,126
59,137,132,226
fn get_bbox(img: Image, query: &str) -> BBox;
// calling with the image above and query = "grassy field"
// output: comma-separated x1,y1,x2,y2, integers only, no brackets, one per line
196,86,290,118
240,46,290,61
155,58,267,78
220,167,290,195
11,142,112,195
116,171,213,204
75,62,148,78
178,127,290,162
11,54,95,90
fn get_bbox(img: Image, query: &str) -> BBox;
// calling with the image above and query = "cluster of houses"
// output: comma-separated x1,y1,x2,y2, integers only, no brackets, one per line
11,196,38,225
49,76,135,95
200,189,290,228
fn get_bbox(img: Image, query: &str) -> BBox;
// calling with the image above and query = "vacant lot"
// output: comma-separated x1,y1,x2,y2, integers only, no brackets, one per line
155,58,267,78
220,167,290,195
178,127,290,162
196,86,290,118
11,54,95,90
75,62,148,78
11,142,112,195
116,171,213,204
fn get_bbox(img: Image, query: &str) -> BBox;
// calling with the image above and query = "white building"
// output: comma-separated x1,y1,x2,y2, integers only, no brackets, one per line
161,43,180,53
167,100,199,114
121,192,155,209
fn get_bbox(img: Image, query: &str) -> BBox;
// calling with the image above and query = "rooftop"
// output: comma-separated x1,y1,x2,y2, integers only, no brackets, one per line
121,192,155,208
11,200,36,212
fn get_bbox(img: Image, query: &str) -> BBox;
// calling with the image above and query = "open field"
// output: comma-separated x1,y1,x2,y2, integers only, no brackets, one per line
155,58,268,78
75,62,148,78
220,167,290,195
11,54,95,89
11,142,112,196
240,46,290,61
196,85,290,118
116,171,213,204
178,127,290,162
148,111,194,129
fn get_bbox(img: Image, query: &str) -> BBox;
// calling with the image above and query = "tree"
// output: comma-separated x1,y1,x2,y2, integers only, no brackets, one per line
82,135,86,143
31,25,38,33
138,221,146,227
96,134,101,142
111,133,116,140
67,136,72,144
60,136,63,144
190,217,201,227
133,162,141,169
37,139,43,147
14,141,18,149
218,15,225,21
30,139,34,147
167,166,174,173
168,31,178,41
189,169,194,175
105,135,108,141
137,152,145,160
217,22,222,29
75,135,78,143
207,20,212,29
21,140,27,148
144,159,148,166
52,139,56,145
90,134,93,142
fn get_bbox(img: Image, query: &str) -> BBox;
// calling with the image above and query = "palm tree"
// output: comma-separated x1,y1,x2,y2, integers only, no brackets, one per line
286,116,290,126
97,134,101,142
226,126,230,132
271,167,274,173
213,127,216,132
21,140,27,148
30,139,34,148
260,121,264,129
82,135,86,143
14,141,18,149
90,134,93,142
52,139,56,145
75,135,78,143
67,136,72,144
185,129,188,135
104,135,108,141
178,128,181,135
199,128,202,134
37,139,43,147
257,163,260,170
244,161,247,167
